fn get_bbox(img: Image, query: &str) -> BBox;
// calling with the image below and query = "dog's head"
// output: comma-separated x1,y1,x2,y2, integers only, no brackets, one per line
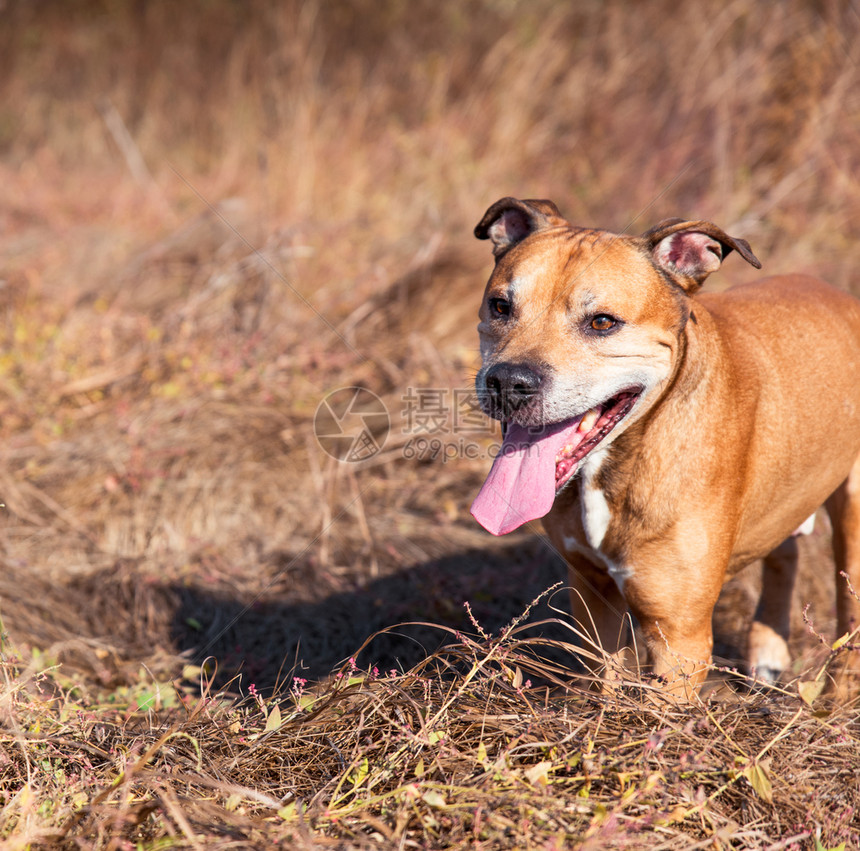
471,196,761,535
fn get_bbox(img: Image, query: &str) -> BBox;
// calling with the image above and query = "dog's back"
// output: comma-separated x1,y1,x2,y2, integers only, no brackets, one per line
699,275,860,566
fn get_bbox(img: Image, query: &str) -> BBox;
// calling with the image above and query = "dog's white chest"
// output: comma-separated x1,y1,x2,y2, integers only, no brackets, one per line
561,450,633,594
580,450,612,550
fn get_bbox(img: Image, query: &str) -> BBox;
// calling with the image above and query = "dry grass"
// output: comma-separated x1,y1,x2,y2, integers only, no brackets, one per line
0,0,859,846
1,610,859,849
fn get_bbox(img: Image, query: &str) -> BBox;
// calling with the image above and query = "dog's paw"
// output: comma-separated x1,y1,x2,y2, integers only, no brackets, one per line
746,621,791,685
748,663,783,685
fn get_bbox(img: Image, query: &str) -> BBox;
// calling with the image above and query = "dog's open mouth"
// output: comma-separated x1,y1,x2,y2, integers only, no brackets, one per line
470,388,642,536
554,390,640,493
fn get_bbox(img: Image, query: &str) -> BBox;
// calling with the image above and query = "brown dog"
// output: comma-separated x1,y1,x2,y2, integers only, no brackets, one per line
470,197,860,697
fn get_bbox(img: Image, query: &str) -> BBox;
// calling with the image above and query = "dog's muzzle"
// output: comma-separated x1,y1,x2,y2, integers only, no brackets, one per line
481,361,543,419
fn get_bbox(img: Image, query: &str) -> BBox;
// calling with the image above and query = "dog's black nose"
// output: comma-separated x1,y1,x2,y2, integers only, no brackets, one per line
484,362,543,416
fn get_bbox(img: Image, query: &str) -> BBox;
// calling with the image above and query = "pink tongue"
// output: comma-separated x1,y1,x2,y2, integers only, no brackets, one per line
471,418,584,536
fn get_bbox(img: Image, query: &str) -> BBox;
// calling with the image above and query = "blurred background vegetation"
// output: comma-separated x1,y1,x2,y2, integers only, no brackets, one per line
0,0,858,687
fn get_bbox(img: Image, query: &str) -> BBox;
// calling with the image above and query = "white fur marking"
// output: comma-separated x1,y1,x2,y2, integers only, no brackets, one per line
507,276,526,298
606,562,632,595
792,513,816,537
582,483,611,550
561,533,632,595
563,448,634,594
579,448,612,550
562,534,592,561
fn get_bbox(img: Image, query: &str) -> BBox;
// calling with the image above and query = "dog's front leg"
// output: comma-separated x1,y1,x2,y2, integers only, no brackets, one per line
638,618,714,698
624,563,725,698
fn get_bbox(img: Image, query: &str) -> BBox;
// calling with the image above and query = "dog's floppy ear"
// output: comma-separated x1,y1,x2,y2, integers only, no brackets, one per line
475,197,565,258
642,218,761,290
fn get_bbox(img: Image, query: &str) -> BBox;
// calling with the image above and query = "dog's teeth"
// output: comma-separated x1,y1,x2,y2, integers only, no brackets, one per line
578,408,599,433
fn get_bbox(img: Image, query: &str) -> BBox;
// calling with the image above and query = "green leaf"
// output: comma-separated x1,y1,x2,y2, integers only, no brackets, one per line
135,690,157,711
832,632,851,651
350,756,369,788
297,693,317,710
814,838,845,851
278,802,297,821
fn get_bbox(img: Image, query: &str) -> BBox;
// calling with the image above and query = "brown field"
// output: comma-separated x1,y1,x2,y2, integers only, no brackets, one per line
0,1,859,847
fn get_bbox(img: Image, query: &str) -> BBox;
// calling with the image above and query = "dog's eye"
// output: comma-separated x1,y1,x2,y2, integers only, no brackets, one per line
489,297,511,317
589,314,618,333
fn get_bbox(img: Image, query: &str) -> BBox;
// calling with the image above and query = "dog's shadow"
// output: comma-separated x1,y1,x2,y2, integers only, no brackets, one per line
171,538,572,690
169,538,751,692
